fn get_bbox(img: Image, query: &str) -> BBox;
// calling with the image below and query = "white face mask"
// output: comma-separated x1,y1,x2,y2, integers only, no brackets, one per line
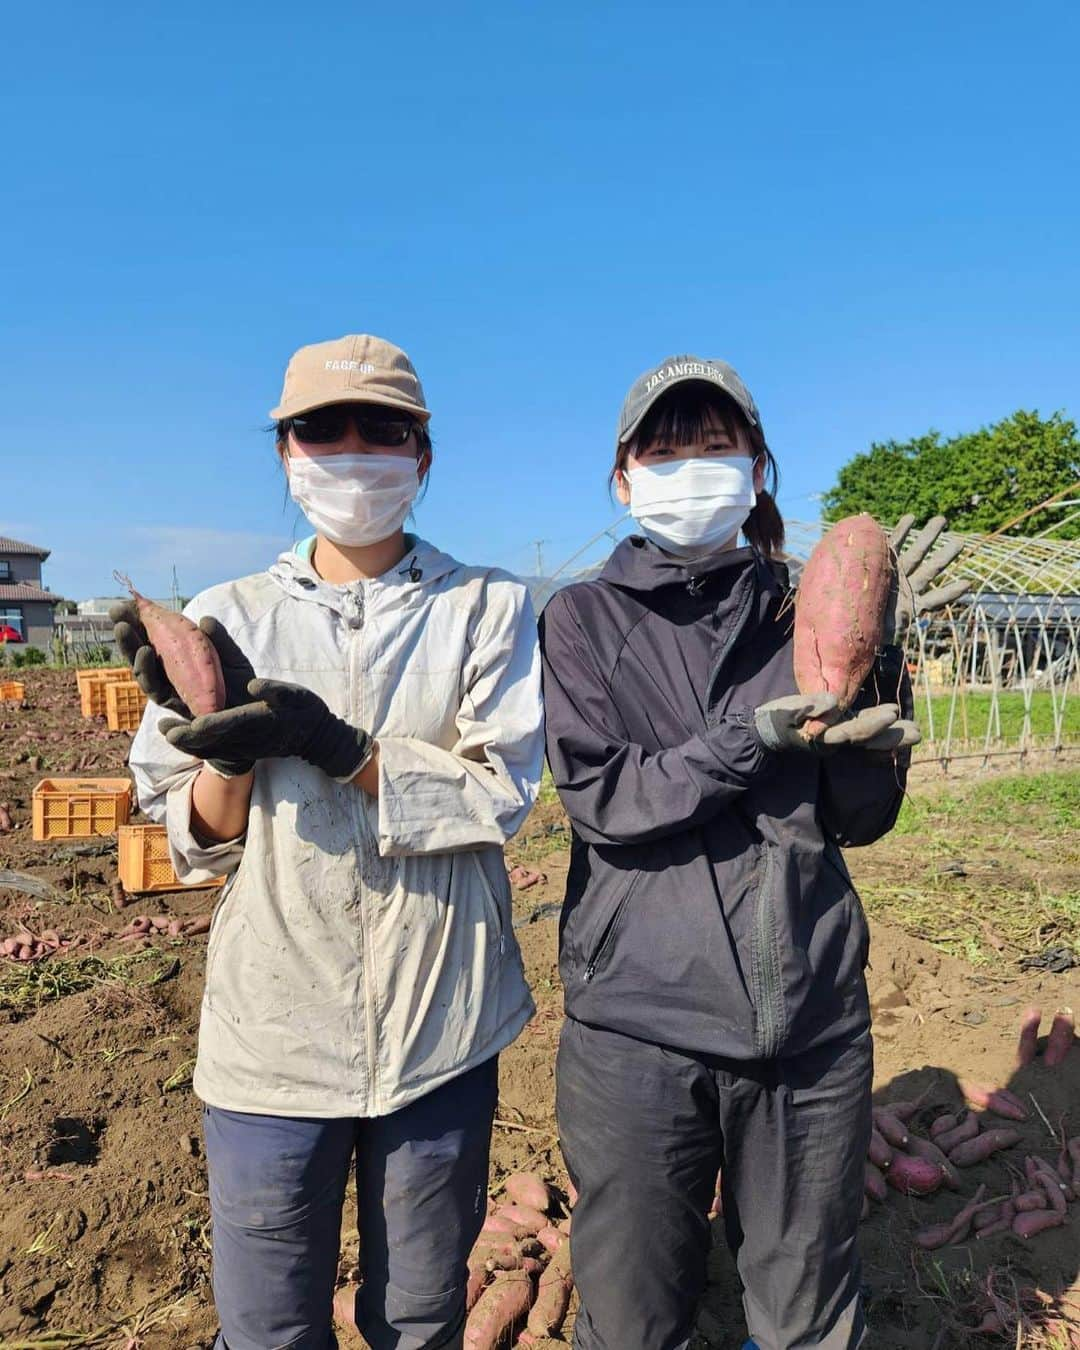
287,453,420,547
627,456,756,557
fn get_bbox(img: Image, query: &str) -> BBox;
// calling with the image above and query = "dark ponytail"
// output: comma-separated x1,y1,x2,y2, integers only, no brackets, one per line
744,488,785,557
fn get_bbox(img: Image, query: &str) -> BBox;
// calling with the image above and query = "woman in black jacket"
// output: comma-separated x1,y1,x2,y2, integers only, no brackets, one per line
539,357,965,1350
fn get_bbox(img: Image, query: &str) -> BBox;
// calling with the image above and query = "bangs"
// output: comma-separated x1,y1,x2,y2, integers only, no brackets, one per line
632,385,746,451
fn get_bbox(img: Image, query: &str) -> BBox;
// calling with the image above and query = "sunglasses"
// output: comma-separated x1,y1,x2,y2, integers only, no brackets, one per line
287,404,417,448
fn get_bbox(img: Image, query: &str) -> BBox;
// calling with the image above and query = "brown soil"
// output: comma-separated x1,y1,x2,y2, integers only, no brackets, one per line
0,670,1076,1348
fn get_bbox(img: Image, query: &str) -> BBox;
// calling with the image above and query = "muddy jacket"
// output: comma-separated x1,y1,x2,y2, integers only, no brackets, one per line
129,537,542,1118
539,536,910,1061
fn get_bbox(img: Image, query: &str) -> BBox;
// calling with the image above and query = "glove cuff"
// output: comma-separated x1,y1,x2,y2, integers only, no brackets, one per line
203,757,255,780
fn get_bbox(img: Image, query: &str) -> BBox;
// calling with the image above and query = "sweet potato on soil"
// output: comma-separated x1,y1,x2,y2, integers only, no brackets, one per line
504,1172,553,1215
864,1162,887,1203
494,1203,549,1234
793,514,895,737
115,572,225,716
915,1185,989,1248
536,1225,567,1256
872,1111,909,1149
929,1113,958,1140
947,1129,1021,1166
1068,1137,1080,1190
885,1153,944,1196
526,1243,573,1337
1011,1210,1066,1239
464,1269,534,1349
905,1136,962,1190
1044,1008,1075,1067
867,1129,893,1169
934,1112,979,1153
1013,1190,1049,1213
1015,1005,1042,1069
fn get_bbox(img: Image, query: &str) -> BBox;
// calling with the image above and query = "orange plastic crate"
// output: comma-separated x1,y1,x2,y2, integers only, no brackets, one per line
118,824,224,893
0,680,25,702
105,679,148,732
78,669,135,718
32,777,133,841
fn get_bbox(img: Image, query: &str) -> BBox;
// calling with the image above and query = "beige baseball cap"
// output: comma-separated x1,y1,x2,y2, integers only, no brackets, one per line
269,334,431,422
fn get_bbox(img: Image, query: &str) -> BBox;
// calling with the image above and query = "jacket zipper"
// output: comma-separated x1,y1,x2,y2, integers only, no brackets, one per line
751,844,785,1058
348,583,380,1112
709,566,786,1058
583,875,638,982
704,567,758,727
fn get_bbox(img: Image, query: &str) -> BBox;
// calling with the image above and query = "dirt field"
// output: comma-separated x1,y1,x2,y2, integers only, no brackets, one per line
1,669,1077,1348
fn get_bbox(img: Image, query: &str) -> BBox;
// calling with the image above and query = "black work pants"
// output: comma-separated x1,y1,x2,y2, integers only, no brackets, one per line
556,1019,872,1350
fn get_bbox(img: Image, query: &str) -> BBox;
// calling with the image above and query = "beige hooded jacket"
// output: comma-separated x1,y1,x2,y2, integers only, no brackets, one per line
128,537,542,1117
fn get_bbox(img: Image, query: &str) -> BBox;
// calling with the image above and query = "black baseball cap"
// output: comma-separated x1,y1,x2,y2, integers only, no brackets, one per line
617,355,759,445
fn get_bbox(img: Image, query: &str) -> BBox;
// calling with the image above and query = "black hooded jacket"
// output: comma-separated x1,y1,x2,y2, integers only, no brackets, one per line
538,536,911,1061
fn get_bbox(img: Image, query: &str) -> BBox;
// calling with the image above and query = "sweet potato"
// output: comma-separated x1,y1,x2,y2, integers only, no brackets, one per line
464,1269,534,1349
1011,1210,1065,1239
864,1162,887,1203
536,1225,566,1255
905,1136,962,1190
1015,1005,1042,1069
494,1203,548,1235
1031,1162,1067,1215
480,1214,531,1239
934,1112,979,1153
885,1153,943,1196
947,1129,1021,1166
1068,1137,1080,1190
872,1111,909,1149
1044,1007,1075,1067
466,1268,488,1312
915,1184,988,1248
930,1113,958,1140
881,1092,930,1122
1013,1190,1048,1213
526,1243,573,1337
504,1172,553,1215
973,1206,1003,1230
867,1129,893,1169
793,514,895,736
115,572,225,716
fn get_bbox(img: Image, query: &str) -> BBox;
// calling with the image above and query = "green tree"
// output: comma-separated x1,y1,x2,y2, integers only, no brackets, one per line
822,410,1080,538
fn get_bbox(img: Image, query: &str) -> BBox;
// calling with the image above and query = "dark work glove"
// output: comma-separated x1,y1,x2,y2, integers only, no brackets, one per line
160,678,374,783
884,516,971,643
110,603,258,776
754,693,921,754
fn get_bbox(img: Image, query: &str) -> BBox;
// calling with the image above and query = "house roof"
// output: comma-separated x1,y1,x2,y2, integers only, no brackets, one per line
0,582,62,605
0,536,50,559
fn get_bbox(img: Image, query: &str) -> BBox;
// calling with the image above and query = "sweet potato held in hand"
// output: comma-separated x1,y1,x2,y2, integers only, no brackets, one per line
115,572,225,715
793,514,895,738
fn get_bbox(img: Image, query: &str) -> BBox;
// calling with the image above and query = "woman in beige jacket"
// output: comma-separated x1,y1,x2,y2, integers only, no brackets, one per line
117,334,544,1350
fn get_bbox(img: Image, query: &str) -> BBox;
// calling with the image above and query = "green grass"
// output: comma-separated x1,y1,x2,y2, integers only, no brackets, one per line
894,768,1080,836
916,690,1080,745
859,768,1079,965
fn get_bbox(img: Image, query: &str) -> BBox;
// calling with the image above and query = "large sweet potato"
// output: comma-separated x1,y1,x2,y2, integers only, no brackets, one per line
115,572,225,716
793,515,895,737
464,1269,534,1349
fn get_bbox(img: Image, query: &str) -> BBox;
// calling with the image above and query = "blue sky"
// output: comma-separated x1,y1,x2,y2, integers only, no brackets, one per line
2,1,1078,601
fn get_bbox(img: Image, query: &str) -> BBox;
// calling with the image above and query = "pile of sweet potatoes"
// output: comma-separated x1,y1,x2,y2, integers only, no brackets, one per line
865,1080,1080,1248
465,1171,574,1348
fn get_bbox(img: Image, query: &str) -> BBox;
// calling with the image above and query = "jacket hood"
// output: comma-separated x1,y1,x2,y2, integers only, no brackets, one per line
599,534,788,599
268,534,460,610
